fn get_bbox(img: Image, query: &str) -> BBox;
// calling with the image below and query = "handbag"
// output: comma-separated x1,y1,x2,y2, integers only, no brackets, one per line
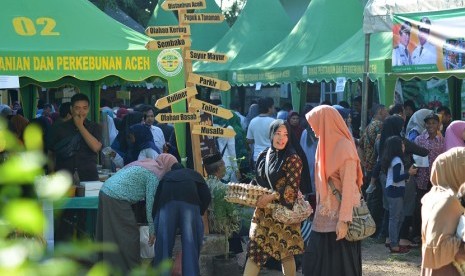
328,180,376,241
264,149,313,225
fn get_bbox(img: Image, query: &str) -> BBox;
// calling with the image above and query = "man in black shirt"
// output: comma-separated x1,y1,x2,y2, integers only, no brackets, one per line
48,93,102,181
153,163,211,276
47,93,102,242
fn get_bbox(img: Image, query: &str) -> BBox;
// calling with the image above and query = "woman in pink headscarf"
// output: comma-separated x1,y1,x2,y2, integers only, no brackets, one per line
95,153,178,274
303,105,364,276
444,121,465,151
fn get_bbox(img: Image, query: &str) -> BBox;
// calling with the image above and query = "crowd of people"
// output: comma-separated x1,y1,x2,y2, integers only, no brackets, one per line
2,93,465,275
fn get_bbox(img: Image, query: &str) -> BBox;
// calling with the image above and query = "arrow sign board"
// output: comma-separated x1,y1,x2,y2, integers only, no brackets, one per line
185,50,228,63
146,38,191,50
145,25,191,37
188,73,231,91
162,0,206,10
189,98,233,119
180,13,225,24
192,125,236,138
155,111,200,123
155,87,197,109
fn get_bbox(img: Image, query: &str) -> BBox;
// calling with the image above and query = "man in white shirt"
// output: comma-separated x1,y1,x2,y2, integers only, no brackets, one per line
142,106,165,153
411,17,437,65
392,21,412,66
246,97,275,165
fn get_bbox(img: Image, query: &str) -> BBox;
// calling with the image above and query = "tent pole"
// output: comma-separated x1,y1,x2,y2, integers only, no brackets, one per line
361,33,371,133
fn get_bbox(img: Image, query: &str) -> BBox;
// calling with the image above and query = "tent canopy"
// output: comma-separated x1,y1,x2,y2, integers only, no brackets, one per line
104,6,145,34
1,0,182,83
147,2,178,27
1,0,187,159
303,30,392,82
190,0,230,51
193,0,294,80
230,0,364,85
363,0,465,33
279,0,311,25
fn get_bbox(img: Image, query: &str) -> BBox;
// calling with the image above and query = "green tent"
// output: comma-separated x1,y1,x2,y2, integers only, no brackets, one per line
303,30,395,104
280,0,311,25
194,0,294,80
1,0,187,158
230,0,364,85
190,0,230,51
146,2,179,30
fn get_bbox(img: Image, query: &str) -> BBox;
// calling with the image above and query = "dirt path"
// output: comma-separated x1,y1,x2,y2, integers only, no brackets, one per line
246,238,421,275
361,238,421,276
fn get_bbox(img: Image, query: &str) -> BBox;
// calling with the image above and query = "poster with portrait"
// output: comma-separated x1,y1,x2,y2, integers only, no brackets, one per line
392,9,465,73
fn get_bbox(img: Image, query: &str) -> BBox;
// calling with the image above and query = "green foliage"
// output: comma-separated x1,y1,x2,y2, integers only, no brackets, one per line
0,118,163,274
222,0,245,27
209,185,241,258
92,0,156,27
4,199,45,235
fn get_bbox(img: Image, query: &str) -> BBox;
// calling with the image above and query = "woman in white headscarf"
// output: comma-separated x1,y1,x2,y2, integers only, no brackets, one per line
406,109,434,142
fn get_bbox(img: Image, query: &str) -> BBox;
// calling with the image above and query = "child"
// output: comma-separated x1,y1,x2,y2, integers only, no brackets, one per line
381,136,418,254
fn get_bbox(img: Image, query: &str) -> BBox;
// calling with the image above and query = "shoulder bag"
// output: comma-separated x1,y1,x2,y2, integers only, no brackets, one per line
264,148,313,224
328,180,376,241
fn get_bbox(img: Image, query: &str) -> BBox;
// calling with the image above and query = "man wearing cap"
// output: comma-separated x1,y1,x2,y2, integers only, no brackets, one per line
393,21,413,66
412,113,445,240
203,152,227,188
202,153,244,255
412,17,437,65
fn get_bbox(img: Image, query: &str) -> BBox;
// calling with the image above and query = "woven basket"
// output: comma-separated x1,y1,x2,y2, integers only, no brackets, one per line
224,183,275,208
453,260,465,276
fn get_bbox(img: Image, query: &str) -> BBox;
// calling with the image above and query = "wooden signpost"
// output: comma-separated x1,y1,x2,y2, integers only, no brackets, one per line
154,86,197,109
146,0,234,235
161,0,206,10
155,110,201,123
185,50,228,63
145,25,191,37
189,98,233,119
179,13,225,24
188,73,231,91
145,38,191,50
192,124,236,138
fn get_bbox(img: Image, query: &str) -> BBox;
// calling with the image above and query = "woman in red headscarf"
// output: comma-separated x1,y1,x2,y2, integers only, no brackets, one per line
303,105,364,276
287,111,304,141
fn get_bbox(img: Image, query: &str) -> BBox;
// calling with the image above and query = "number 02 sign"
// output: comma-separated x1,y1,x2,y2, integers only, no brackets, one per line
12,17,60,36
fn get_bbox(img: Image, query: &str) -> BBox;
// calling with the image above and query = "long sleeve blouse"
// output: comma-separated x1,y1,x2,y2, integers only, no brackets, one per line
421,186,464,273
101,166,159,234
312,159,360,232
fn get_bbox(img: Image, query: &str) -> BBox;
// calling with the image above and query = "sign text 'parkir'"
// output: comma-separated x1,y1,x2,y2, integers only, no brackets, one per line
188,73,231,91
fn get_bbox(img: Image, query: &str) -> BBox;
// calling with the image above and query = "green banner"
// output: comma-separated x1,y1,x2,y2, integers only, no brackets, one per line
0,51,165,82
